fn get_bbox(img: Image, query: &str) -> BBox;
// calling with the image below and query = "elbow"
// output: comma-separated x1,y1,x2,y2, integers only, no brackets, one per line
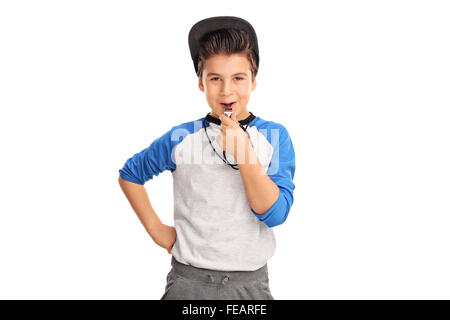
118,169,145,186
264,208,290,228
118,175,127,191
118,175,128,186
118,176,127,188
252,190,293,228
263,191,293,227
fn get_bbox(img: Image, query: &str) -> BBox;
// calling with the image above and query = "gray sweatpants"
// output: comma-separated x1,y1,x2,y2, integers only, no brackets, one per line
160,257,275,300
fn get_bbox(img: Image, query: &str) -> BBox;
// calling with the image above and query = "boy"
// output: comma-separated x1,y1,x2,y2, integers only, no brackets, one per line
118,16,295,300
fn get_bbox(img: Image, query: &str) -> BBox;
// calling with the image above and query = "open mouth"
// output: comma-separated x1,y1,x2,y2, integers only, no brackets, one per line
220,102,236,108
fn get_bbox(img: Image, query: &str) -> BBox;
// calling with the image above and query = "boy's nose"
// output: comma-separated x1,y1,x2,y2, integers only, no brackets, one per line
220,81,232,95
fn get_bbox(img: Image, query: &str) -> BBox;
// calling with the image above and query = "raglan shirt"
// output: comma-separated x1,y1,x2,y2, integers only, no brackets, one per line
119,113,295,271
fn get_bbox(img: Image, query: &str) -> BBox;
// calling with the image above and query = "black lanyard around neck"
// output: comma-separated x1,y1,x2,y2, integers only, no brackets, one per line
203,112,256,170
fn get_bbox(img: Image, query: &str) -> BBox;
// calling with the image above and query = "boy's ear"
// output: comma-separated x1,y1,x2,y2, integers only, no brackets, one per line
251,78,257,91
198,77,204,92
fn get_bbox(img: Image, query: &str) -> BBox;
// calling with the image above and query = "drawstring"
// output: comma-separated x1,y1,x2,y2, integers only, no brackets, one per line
207,274,230,284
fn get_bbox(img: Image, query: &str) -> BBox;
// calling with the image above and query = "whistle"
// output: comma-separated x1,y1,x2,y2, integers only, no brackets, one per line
224,107,232,118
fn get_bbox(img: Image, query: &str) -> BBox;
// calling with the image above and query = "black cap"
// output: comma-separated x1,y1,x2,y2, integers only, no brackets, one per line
188,16,259,75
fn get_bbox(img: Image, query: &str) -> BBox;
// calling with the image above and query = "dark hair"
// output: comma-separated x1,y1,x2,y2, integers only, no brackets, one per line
197,28,258,81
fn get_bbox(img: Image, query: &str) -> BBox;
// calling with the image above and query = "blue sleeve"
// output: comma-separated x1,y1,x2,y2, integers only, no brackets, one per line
251,126,295,227
118,128,176,185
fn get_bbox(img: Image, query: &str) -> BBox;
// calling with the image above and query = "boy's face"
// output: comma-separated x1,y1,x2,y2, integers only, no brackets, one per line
198,53,256,120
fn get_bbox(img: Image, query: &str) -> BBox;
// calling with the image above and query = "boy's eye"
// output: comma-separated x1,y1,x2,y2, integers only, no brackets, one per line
210,77,244,81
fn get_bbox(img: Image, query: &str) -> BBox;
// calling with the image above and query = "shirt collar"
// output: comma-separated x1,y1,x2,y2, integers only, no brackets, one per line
205,111,256,126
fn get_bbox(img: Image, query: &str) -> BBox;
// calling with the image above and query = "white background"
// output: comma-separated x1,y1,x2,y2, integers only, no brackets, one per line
1,0,449,299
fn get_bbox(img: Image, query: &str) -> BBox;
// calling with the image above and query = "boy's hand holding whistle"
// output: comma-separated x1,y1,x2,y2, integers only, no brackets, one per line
216,109,250,161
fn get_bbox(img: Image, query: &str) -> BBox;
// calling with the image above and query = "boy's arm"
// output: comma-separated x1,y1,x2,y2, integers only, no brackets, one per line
237,142,280,215
118,176,162,232
118,176,176,253
118,127,178,253
238,126,296,228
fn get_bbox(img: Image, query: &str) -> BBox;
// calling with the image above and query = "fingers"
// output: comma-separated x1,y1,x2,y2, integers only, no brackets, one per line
219,113,232,124
219,115,237,132
167,241,174,254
